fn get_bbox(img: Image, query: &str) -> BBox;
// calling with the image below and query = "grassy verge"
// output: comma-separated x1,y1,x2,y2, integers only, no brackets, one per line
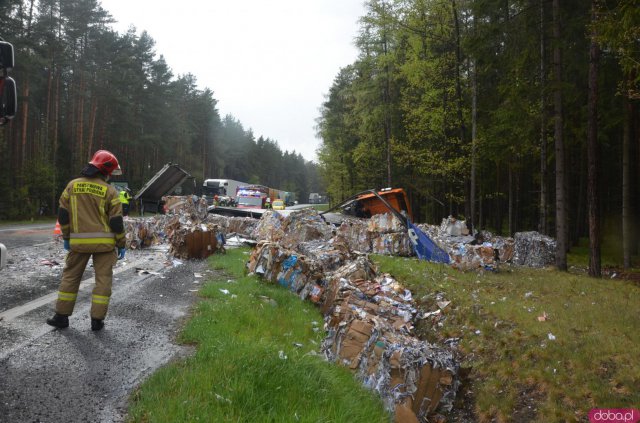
128,248,389,423
372,255,640,422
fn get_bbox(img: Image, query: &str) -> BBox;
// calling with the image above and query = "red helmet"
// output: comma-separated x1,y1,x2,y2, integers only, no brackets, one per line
89,150,122,176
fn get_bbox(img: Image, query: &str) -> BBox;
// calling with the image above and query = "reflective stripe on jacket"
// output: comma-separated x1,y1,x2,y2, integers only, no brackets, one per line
59,177,125,253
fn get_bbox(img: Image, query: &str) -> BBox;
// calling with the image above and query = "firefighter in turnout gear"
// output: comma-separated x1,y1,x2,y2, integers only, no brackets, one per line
47,150,126,331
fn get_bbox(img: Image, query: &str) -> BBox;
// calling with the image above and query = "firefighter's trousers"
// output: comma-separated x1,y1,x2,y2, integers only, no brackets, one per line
55,250,118,320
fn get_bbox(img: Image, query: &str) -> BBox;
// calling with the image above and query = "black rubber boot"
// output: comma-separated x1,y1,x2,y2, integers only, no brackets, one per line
46,313,69,329
91,319,104,331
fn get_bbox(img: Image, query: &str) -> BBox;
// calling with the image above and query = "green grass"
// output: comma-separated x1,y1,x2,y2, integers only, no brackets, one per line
371,255,640,422
128,248,389,423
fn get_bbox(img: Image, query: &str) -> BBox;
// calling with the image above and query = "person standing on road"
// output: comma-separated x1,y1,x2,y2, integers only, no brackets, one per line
119,188,132,216
46,150,126,331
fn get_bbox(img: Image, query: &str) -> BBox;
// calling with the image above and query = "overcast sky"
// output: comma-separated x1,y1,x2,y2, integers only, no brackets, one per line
100,0,366,162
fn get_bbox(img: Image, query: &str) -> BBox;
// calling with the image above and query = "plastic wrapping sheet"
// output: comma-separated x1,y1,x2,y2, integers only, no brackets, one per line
513,231,556,267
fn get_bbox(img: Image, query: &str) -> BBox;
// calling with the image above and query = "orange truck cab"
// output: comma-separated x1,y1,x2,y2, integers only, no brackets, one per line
354,188,413,221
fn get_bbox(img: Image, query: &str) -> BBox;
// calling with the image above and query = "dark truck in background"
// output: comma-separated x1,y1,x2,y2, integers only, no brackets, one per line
134,163,193,215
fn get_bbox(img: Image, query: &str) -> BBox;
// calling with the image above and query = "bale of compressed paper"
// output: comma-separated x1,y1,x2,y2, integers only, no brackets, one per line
248,236,461,420
370,232,413,257
367,213,406,234
334,219,371,253
162,195,208,221
322,308,458,420
204,215,258,238
251,211,286,242
297,239,351,273
248,241,318,297
227,217,258,238
204,214,229,231
280,208,334,249
165,215,225,259
124,216,167,249
513,231,556,267
438,216,470,237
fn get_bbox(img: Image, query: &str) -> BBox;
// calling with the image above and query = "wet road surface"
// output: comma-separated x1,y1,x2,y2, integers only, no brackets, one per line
0,247,213,423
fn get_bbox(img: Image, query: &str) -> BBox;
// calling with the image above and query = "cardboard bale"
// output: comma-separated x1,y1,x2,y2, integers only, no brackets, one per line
247,218,462,419
275,252,313,294
204,214,230,232
357,324,459,419
227,217,258,238
280,208,334,249
251,211,285,242
124,216,167,249
162,195,209,221
368,213,406,234
248,242,283,281
297,239,351,273
247,242,319,299
167,218,224,259
371,232,413,257
334,219,371,254
513,231,556,267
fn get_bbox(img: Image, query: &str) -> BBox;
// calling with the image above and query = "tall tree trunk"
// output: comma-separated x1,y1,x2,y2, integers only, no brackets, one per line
553,0,568,270
622,96,631,269
52,67,60,210
86,97,98,156
20,79,30,167
539,0,548,235
451,0,467,212
508,165,514,235
587,4,601,277
471,55,478,233
76,73,85,163
381,3,392,188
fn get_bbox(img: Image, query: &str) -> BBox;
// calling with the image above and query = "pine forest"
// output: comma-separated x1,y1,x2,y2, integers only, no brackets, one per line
1,0,639,273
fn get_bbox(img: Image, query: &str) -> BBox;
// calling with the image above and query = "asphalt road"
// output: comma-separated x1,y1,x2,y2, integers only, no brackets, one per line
0,224,216,423
0,222,56,248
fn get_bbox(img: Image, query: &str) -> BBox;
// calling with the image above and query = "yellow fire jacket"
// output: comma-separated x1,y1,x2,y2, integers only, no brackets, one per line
118,190,131,205
58,176,126,253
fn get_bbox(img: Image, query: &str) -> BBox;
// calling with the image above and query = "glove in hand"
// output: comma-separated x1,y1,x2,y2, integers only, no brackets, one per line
118,247,126,260
63,239,70,251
